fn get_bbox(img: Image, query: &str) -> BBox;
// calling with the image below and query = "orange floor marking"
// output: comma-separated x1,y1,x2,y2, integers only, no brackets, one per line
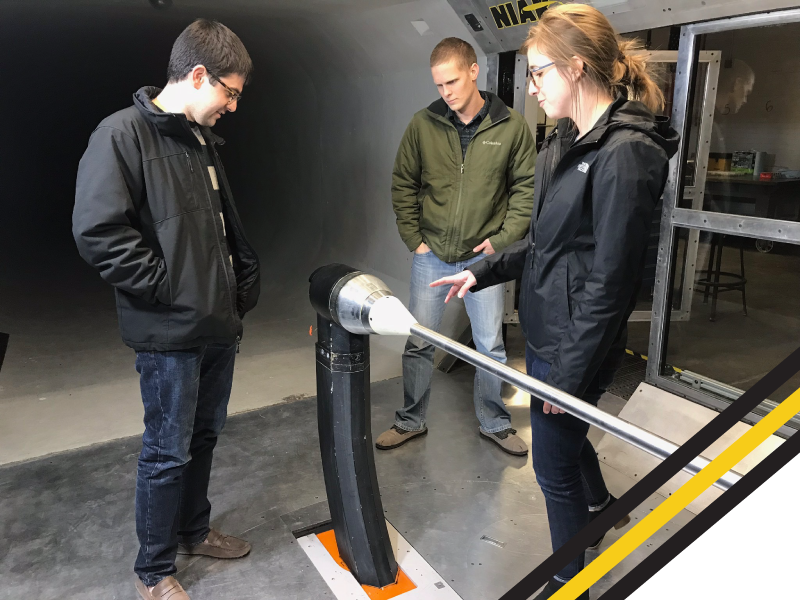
316,529,417,599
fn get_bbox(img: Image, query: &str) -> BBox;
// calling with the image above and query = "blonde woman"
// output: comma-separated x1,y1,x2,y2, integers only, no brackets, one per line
432,5,679,597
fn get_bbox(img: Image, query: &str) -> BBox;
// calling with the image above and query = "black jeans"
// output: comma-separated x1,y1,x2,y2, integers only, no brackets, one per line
527,350,613,582
133,343,236,586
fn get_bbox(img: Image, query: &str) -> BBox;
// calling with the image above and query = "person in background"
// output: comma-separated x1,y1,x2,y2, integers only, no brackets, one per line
381,37,536,456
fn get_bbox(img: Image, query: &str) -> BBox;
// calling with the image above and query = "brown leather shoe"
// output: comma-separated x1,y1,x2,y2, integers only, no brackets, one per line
479,427,529,456
375,425,428,450
135,576,190,600
177,528,251,559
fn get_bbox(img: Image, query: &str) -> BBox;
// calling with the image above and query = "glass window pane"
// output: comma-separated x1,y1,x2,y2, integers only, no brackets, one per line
687,22,800,223
660,227,800,427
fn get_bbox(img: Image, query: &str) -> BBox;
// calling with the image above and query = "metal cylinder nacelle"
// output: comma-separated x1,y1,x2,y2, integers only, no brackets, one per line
309,264,417,336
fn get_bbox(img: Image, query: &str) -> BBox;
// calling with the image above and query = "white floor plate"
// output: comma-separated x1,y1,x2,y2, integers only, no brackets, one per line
298,521,463,599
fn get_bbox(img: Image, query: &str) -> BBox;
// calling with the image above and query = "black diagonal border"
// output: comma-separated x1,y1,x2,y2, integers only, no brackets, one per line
0,332,8,374
500,345,800,600
601,418,800,599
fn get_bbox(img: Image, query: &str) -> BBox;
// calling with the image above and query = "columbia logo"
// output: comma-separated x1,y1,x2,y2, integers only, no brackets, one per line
483,141,502,146
577,162,590,173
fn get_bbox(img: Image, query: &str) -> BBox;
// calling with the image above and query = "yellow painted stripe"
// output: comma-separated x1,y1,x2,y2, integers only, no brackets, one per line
522,1,558,12
551,386,800,600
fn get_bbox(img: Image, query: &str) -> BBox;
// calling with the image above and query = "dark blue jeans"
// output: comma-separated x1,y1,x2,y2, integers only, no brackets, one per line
527,350,614,583
134,343,236,586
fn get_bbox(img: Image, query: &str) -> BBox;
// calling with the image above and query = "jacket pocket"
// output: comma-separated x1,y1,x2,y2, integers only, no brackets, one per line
566,251,590,319
518,248,534,337
116,288,170,345
143,152,199,222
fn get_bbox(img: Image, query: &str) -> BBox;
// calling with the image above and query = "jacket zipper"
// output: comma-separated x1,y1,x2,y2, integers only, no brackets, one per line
537,130,598,224
448,114,510,258
196,145,239,328
184,151,194,173
212,146,259,266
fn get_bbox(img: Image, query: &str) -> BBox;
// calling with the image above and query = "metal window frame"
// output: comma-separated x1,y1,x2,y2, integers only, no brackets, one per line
647,8,800,438
503,52,530,326
630,50,721,323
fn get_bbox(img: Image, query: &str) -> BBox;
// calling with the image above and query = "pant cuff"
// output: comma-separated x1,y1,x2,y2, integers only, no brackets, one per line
589,494,612,512
178,529,210,545
480,423,512,434
138,575,167,588
394,422,425,432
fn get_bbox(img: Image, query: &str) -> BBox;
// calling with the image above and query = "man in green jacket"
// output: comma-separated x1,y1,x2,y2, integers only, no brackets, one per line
377,37,536,455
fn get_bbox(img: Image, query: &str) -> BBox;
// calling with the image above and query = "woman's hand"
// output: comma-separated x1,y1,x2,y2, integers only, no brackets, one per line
429,270,477,303
542,402,565,415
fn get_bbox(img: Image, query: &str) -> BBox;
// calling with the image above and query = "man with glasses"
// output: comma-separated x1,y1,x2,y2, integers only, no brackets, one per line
381,38,536,455
73,19,259,600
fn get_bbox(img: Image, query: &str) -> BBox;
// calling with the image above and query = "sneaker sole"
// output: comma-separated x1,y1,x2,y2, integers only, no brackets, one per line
478,429,529,456
177,545,251,559
375,428,428,450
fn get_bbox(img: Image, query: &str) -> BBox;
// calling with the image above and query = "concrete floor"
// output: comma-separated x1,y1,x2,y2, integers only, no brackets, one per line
628,240,800,404
0,327,693,600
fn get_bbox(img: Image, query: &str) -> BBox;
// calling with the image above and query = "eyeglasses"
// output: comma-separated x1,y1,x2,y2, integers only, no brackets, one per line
206,69,242,105
528,62,555,86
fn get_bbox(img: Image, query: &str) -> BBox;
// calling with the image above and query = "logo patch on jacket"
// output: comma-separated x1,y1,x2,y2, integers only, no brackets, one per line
577,161,590,173
482,140,502,146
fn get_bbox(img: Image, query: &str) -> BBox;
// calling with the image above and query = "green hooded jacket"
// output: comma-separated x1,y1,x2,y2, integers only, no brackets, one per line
392,92,536,263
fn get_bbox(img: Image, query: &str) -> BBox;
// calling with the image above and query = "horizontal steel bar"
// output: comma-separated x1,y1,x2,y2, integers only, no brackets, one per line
411,324,741,491
671,208,800,244
685,7,800,36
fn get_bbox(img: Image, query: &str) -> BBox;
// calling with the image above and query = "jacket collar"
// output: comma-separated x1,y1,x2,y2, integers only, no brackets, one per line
133,86,226,146
554,95,679,158
426,91,510,127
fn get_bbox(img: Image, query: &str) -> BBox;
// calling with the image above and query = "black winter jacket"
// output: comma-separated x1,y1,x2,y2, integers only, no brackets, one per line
472,98,679,398
73,87,261,351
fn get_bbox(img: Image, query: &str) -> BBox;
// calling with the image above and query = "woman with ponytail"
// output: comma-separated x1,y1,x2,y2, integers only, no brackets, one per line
432,4,679,598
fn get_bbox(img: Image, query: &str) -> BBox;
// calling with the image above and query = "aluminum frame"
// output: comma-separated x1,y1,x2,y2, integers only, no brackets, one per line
503,52,529,326
629,50,721,324
647,8,800,435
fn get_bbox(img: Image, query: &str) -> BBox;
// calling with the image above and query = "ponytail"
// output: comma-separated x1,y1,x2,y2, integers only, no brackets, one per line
522,4,665,115
612,39,665,113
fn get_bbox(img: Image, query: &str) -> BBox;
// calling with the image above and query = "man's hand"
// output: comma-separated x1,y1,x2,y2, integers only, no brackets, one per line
542,402,566,415
430,270,477,303
415,242,431,255
473,239,495,255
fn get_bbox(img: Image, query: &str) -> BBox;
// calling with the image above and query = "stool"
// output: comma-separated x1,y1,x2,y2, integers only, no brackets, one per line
695,233,747,322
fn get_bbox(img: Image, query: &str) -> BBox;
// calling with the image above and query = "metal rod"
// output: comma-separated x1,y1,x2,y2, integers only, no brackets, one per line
410,324,742,491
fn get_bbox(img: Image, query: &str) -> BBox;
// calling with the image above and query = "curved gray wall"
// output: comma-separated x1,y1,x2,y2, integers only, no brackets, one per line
0,0,484,463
